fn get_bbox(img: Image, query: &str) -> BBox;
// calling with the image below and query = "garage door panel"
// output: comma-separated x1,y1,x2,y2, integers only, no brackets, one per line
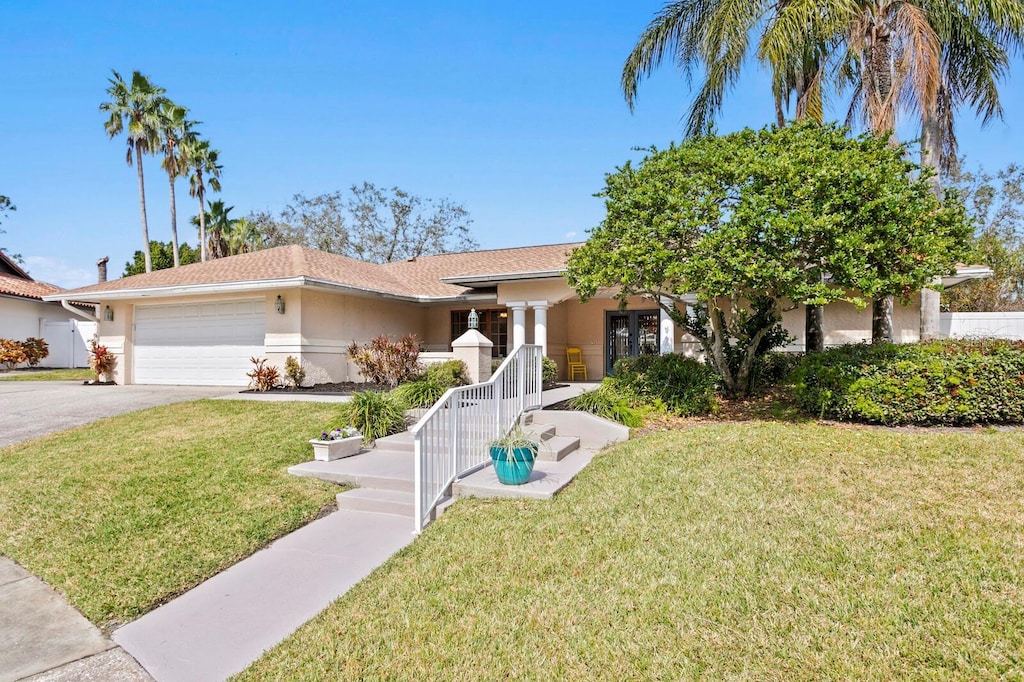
134,300,265,386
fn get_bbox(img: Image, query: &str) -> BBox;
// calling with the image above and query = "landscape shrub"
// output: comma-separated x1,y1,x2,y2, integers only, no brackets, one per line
423,360,470,388
0,339,29,371
568,387,644,428
611,353,718,416
337,390,408,442
750,351,803,393
347,334,422,388
283,355,306,389
246,357,280,392
789,339,1024,425
392,379,447,409
542,356,558,383
22,338,49,367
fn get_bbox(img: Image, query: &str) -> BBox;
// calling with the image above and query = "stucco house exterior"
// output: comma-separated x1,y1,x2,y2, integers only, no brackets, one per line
1,252,95,368
44,243,975,386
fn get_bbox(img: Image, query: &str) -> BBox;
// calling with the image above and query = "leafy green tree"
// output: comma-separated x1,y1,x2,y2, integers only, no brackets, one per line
123,241,200,276
159,102,196,268
622,1,1024,342
566,122,970,397
261,183,477,263
182,138,222,262
100,70,167,274
943,162,1024,312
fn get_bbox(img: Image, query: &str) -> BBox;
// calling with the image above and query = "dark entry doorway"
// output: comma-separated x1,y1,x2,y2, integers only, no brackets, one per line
605,309,660,375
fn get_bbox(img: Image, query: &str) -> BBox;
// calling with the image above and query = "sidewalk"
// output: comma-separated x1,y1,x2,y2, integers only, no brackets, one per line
112,510,413,682
0,556,150,682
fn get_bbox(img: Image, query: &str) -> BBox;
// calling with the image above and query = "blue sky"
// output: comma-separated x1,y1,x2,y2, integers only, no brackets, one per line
3,2,1024,288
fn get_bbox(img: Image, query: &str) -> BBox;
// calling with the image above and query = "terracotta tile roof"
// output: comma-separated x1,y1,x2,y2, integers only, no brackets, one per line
0,273,61,300
48,243,584,301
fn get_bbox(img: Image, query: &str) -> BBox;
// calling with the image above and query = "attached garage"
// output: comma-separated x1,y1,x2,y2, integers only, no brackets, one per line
134,299,265,386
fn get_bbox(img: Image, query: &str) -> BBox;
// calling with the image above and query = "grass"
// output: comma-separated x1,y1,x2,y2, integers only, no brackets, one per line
0,368,94,381
0,400,341,629
237,422,1024,681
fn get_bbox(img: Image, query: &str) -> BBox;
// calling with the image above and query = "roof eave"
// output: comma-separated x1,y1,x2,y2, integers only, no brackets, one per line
440,269,566,287
43,277,310,303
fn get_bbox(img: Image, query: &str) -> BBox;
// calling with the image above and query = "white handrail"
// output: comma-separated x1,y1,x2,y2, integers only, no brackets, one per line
412,344,543,532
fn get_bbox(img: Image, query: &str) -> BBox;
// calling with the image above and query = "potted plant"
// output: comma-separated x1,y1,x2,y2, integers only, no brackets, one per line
489,426,540,485
309,426,363,461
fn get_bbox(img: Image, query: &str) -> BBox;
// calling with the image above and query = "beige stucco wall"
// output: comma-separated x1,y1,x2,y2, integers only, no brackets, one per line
497,278,577,305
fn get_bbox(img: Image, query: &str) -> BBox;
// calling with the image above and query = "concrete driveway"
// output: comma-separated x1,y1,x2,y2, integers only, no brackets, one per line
0,383,238,448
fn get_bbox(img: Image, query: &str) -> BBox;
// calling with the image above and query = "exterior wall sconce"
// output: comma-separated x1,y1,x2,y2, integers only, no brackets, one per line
103,305,114,322
467,308,479,330
275,295,286,314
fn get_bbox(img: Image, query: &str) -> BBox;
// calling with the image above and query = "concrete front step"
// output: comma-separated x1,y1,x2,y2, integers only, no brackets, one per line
374,431,414,452
289,449,414,493
535,433,580,462
337,488,415,517
522,424,555,442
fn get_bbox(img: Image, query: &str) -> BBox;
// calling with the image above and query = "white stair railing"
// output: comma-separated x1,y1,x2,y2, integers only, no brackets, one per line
412,344,543,533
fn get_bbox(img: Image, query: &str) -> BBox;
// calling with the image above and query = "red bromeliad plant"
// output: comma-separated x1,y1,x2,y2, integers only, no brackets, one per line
88,337,116,382
346,334,422,388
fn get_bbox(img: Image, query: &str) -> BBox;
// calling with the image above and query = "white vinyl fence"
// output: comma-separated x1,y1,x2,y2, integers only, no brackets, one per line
940,312,1024,340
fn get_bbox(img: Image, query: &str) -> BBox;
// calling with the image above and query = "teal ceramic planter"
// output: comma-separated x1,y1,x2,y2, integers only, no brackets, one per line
490,445,536,485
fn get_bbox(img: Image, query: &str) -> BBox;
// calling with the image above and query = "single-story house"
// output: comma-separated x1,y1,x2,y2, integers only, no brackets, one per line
1,252,96,368
43,243,986,386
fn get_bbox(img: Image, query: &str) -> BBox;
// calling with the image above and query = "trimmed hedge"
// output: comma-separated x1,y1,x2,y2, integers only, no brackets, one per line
610,354,718,417
789,340,1024,425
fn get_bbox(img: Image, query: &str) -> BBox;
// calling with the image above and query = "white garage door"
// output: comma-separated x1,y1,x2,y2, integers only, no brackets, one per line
134,299,265,386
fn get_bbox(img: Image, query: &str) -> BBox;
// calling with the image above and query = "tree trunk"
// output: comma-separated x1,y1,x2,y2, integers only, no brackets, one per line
919,103,943,340
805,304,824,353
169,173,180,267
136,147,152,273
198,188,207,262
871,297,894,343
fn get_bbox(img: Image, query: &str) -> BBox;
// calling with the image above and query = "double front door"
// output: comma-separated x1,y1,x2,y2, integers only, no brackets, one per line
606,310,660,375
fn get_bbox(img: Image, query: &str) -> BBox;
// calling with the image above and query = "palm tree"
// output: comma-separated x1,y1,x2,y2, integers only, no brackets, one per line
192,199,234,259
226,217,263,255
100,70,167,273
159,102,196,268
622,0,1024,342
183,139,222,262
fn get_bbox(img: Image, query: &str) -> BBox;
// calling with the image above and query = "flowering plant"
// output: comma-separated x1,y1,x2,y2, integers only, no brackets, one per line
317,426,360,441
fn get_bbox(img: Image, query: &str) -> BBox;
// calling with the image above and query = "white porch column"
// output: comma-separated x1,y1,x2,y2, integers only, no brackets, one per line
507,301,527,349
659,297,676,355
528,300,549,356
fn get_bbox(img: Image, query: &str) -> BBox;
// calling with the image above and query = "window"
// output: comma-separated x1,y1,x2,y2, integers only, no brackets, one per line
451,309,508,358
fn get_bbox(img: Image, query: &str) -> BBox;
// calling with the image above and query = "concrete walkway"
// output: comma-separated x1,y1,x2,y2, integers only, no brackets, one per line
112,510,413,682
0,556,151,682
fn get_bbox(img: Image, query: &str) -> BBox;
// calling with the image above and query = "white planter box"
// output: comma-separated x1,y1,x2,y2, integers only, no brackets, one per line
309,435,363,461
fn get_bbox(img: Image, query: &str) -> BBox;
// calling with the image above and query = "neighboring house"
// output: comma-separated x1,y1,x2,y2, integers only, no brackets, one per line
43,243,987,386
0,252,96,368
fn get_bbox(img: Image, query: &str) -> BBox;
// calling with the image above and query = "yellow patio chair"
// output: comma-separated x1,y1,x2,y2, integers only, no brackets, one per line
566,347,587,381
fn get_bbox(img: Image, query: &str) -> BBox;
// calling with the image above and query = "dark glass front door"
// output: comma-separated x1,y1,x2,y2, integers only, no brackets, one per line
606,310,660,374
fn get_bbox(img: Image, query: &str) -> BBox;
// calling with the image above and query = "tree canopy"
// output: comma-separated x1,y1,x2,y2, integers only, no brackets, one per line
255,182,477,264
943,162,1024,312
123,241,200,277
566,121,971,396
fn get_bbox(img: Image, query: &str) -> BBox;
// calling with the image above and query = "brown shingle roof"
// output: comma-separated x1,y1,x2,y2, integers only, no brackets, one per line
0,273,61,300
48,243,584,301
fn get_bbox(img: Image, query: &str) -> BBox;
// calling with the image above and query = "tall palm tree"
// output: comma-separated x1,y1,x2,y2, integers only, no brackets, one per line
623,0,1024,342
100,70,167,273
183,139,222,262
192,199,234,259
159,102,196,268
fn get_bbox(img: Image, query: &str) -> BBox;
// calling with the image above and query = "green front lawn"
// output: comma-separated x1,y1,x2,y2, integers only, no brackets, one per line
0,400,340,629
238,422,1024,681
0,368,94,381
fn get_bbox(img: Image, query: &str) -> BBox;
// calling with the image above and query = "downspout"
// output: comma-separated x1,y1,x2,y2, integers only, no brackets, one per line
61,299,100,323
